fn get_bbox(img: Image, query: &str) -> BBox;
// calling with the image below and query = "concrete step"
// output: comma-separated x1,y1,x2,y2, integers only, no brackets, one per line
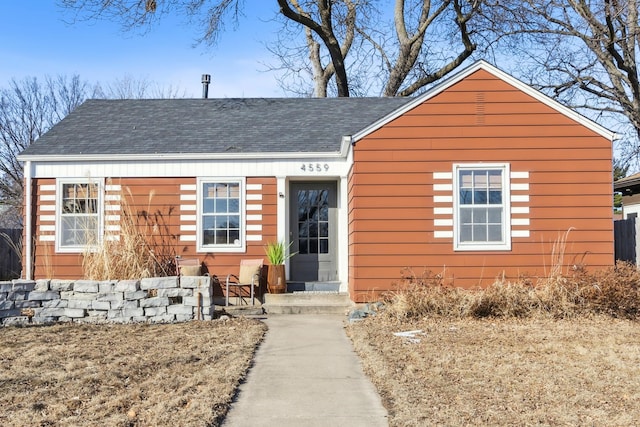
263,292,354,315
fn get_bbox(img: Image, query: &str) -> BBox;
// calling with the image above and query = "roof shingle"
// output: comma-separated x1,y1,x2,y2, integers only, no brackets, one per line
20,97,411,157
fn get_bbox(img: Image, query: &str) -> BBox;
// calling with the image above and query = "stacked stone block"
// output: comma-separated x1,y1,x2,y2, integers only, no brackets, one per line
0,275,214,326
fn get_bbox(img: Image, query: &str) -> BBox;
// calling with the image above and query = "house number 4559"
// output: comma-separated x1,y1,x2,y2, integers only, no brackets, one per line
301,163,329,172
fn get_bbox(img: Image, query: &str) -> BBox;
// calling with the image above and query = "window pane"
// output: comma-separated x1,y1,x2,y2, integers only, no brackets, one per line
215,199,228,213
228,199,239,213
309,223,318,238
473,224,487,241
472,208,487,223
474,190,487,204
309,238,318,253
489,170,502,188
460,224,472,242
203,199,214,214
474,172,487,187
460,170,473,187
228,183,240,198
203,216,214,230
460,209,472,224
488,225,502,241
460,189,472,204
228,215,240,229
299,238,308,254
489,190,502,204
216,229,228,244
488,208,502,223
203,230,215,245
299,222,308,238
320,238,329,254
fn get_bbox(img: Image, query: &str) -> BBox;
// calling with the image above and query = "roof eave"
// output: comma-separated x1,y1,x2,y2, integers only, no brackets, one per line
18,148,350,163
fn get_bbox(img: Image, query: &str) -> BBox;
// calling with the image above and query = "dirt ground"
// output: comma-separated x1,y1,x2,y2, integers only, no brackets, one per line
0,318,266,427
347,316,640,426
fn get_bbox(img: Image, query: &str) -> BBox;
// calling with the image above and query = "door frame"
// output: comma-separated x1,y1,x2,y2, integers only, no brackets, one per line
288,181,338,282
276,177,348,292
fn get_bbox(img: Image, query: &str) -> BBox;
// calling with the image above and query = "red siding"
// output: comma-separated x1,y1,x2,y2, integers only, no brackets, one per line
348,69,613,302
31,176,277,298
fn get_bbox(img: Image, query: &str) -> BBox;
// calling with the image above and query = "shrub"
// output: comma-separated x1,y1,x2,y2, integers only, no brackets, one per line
381,262,640,321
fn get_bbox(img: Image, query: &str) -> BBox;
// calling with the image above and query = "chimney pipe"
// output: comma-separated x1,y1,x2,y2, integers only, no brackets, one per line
201,74,211,99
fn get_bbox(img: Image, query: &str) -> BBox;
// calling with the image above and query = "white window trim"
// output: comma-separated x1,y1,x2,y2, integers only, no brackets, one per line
55,178,104,253
452,163,511,251
196,177,246,253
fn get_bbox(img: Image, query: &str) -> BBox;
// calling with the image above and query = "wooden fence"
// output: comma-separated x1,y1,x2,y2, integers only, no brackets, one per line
0,228,22,280
614,217,639,265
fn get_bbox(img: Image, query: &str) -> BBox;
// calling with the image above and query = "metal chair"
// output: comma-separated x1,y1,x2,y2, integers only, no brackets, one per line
226,259,263,306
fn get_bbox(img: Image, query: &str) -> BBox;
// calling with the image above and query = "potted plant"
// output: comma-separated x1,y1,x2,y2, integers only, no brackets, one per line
264,240,296,293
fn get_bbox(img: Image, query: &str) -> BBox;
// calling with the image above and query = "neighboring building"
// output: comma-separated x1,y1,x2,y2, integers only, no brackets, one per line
614,172,640,219
18,61,616,302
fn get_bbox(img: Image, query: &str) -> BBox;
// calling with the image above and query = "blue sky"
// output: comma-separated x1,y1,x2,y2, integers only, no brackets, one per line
0,1,287,97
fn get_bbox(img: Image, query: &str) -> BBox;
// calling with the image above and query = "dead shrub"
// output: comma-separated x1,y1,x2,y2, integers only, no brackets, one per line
381,262,640,321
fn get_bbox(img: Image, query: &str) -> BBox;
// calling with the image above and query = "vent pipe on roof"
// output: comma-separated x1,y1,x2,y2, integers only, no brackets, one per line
202,74,211,99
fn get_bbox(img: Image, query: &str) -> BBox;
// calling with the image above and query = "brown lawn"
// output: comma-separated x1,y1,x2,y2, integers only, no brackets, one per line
0,318,266,427
347,316,640,426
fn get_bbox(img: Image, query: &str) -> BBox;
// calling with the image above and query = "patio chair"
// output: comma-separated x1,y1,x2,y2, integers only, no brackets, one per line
226,259,263,306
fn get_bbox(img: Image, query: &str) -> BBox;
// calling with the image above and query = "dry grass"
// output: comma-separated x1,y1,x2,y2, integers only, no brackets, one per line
348,260,640,426
83,186,177,280
0,318,266,427
348,316,640,426
382,261,640,320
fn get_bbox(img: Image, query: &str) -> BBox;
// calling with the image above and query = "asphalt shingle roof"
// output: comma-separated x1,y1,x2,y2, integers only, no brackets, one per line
20,97,411,157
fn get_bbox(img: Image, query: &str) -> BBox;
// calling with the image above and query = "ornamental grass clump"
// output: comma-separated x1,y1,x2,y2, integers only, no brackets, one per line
82,187,175,280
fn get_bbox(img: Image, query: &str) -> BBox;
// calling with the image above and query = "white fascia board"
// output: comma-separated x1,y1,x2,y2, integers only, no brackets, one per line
18,148,349,163
352,60,617,143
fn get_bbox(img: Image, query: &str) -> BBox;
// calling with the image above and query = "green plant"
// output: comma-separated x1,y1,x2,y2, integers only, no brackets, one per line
264,240,296,265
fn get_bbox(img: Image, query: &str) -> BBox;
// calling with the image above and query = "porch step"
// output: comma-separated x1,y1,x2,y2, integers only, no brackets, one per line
263,292,354,315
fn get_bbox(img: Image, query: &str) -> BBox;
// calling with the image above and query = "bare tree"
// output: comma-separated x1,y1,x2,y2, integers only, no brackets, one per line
59,0,488,97
485,0,640,164
0,76,91,223
93,74,188,99
0,74,186,226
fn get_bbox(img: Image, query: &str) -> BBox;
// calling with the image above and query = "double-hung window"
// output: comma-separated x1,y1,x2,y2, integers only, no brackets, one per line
57,180,102,252
453,163,510,251
198,179,244,252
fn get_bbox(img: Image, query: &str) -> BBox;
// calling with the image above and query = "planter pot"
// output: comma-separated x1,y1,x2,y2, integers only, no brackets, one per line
267,264,287,294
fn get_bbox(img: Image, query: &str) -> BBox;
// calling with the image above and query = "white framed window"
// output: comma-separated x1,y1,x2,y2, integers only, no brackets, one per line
453,163,511,251
56,179,103,253
197,178,245,252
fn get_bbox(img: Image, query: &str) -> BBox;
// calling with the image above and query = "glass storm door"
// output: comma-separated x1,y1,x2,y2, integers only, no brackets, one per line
289,182,337,282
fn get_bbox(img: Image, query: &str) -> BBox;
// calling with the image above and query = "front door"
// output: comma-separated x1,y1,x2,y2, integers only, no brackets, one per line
289,182,338,282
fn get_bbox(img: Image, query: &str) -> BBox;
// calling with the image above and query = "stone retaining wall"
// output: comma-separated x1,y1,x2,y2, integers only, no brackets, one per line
0,276,213,326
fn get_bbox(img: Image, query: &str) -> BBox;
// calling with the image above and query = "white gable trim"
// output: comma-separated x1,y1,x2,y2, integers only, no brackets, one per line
352,60,617,143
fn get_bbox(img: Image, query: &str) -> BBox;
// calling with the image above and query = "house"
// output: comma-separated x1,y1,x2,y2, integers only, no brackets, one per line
614,172,640,219
18,61,616,302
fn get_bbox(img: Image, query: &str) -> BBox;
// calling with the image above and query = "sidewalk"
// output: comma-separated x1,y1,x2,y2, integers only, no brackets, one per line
222,314,388,427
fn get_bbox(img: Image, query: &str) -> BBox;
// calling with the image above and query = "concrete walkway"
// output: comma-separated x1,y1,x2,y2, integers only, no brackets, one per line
222,314,388,427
